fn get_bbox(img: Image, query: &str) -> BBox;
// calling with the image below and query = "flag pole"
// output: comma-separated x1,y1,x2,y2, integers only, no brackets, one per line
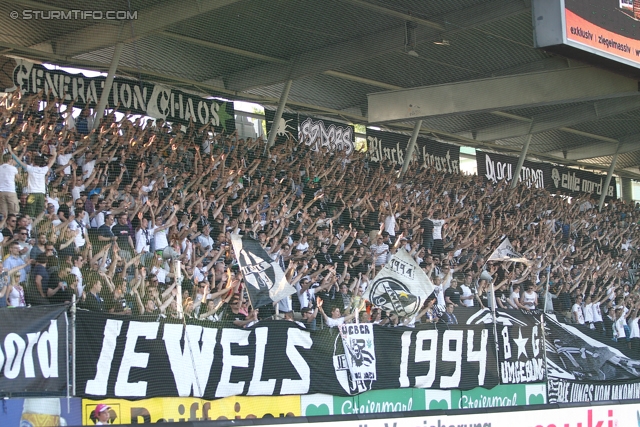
174,260,184,320
540,312,549,384
543,265,551,314
243,279,253,311
480,259,501,382
489,274,501,383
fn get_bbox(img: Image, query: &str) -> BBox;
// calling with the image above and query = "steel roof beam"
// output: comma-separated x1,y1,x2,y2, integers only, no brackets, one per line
465,95,640,141
45,0,243,57
338,0,445,31
160,32,403,91
368,66,640,124
225,0,530,91
547,137,640,161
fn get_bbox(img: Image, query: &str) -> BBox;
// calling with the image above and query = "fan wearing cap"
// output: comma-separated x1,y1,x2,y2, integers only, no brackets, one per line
93,404,111,425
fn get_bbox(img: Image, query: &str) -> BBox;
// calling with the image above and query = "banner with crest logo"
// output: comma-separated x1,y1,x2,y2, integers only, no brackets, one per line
367,249,434,318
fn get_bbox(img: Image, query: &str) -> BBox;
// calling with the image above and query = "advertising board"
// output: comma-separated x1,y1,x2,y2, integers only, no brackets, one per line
82,395,300,425
533,0,640,70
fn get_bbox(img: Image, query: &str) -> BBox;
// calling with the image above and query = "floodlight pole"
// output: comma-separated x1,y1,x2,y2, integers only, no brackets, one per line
510,132,533,189
400,120,422,177
266,79,293,150
598,142,621,211
93,43,124,129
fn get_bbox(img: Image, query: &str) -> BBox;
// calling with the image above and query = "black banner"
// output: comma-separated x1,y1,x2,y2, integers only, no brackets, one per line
549,165,617,202
264,110,298,146
492,310,545,385
76,311,504,400
476,150,549,189
0,305,68,395
366,129,460,174
298,116,355,156
548,377,640,404
545,314,640,403
11,60,235,133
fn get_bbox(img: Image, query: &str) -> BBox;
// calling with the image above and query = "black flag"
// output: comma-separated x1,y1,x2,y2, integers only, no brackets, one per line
230,234,295,308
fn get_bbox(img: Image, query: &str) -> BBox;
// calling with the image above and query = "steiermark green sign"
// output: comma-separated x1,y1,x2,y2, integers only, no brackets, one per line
301,384,546,416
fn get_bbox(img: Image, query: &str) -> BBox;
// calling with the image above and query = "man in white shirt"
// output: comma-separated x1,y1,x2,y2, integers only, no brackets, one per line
318,299,357,328
429,210,465,257
572,295,585,325
81,151,110,180
432,275,446,307
90,200,108,228
508,284,524,310
15,227,32,262
296,277,315,310
583,295,595,329
69,209,90,251
197,225,215,253
70,255,85,297
55,143,74,176
0,153,20,219
370,235,389,269
459,278,475,308
10,145,56,218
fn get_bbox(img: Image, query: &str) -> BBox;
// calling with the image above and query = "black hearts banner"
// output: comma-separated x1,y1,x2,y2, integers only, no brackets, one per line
366,129,460,174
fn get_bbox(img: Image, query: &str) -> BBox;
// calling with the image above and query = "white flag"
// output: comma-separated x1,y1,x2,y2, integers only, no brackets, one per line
487,238,531,265
367,249,434,317
339,323,376,382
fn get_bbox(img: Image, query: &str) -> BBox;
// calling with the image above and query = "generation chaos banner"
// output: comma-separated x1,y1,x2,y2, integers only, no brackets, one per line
11,60,235,133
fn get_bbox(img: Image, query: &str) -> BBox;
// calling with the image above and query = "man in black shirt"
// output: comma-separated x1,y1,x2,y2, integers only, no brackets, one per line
220,296,256,327
557,282,573,320
1,214,17,240
419,216,434,253
97,214,117,243
442,303,458,324
445,279,462,307
28,253,49,305
111,213,134,261
83,272,106,312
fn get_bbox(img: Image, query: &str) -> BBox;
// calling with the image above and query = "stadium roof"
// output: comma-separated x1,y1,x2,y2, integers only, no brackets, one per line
1,0,640,179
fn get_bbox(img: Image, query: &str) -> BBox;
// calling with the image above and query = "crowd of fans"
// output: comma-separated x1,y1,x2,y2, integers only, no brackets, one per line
0,89,639,344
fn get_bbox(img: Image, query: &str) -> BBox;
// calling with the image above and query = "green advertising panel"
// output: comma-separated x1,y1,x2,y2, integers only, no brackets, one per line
301,385,546,416
455,384,546,409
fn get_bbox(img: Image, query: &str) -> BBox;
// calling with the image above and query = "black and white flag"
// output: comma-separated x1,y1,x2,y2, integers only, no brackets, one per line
230,234,295,308
339,323,377,383
545,314,640,403
367,249,434,317
487,238,531,265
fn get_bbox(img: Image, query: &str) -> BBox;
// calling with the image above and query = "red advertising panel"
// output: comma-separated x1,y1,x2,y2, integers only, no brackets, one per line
564,0,640,68
533,0,640,71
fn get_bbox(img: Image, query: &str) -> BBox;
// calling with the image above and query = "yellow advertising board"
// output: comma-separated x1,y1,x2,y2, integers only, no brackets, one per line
82,395,300,425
